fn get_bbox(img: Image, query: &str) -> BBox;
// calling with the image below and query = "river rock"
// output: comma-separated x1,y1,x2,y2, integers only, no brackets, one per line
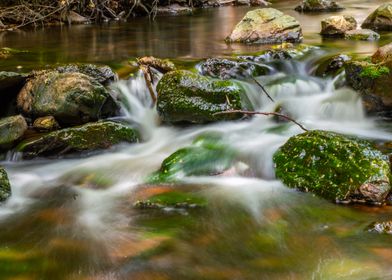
371,42,392,64
33,116,60,132
56,64,117,85
320,15,357,37
345,60,391,113
17,71,116,125
0,115,27,149
344,29,380,41
226,8,302,44
362,3,392,31
0,167,11,202
156,70,246,124
273,130,391,204
367,221,392,234
199,58,269,79
148,135,235,183
295,0,343,13
17,121,139,159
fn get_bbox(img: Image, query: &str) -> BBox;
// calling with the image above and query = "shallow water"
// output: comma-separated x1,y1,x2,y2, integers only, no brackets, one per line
1,1,392,279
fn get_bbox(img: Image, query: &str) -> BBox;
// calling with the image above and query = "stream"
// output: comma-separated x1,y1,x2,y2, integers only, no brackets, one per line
1,1,392,279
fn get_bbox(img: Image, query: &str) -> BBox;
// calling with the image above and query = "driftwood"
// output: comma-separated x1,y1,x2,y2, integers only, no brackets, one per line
214,110,308,132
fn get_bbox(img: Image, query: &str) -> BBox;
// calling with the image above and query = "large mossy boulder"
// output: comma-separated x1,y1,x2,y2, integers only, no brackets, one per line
273,130,391,204
320,15,357,37
17,71,116,125
295,0,343,13
148,135,235,184
362,3,392,31
17,121,139,159
0,115,27,149
0,167,11,202
345,43,392,113
226,8,302,44
199,58,269,80
156,70,246,124
56,64,117,85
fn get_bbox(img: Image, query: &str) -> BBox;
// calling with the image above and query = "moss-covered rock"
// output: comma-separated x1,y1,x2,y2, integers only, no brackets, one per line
362,3,392,31
0,167,11,202
320,15,357,37
137,56,176,73
148,135,235,184
17,71,115,125
345,60,392,113
344,29,380,41
273,130,391,203
56,64,117,85
17,121,139,159
226,8,302,44
0,115,27,149
156,70,245,124
199,58,269,80
295,0,343,13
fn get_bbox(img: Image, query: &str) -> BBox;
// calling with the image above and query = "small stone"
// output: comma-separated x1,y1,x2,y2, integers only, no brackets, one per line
321,15,357,37
0,167,11,202
33,116,60,132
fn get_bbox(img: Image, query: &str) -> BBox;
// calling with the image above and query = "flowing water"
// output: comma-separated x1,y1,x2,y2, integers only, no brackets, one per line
1,1,392,279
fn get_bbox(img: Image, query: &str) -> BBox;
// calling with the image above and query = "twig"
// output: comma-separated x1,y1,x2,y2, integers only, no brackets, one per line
139,64,157,106
214,110,308,131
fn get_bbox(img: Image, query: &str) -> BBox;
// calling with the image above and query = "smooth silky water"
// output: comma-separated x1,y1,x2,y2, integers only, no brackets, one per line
1,1,392,279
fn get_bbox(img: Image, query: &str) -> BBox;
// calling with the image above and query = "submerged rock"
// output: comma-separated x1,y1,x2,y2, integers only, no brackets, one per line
320,15,357,37
56,64,117,85
148,135,235,183
0,115,27,149
17,121,139,159
273,130,391,204
17,71,116,125
362,3,392,31
295,0,343,13
156,70,245,124
199,58,268,80
0,167,11,202
367,221,392,234
226,8,302,44
33,116,60,132
344,29,380,41
315,54,351,77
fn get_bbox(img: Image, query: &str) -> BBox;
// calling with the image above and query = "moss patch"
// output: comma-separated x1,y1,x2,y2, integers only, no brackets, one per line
359,65,390,79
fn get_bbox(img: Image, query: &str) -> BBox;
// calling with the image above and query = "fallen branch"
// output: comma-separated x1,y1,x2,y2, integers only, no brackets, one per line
214,110,308,132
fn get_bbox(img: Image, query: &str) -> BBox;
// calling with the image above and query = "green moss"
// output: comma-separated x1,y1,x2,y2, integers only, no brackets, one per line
273,130,391,202
17,121,139,158
156,70,245,123
147,134,235,184
359,65,390,79
0,168,11,202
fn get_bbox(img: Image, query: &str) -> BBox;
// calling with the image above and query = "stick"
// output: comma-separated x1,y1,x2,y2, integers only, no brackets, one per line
214,110,308,132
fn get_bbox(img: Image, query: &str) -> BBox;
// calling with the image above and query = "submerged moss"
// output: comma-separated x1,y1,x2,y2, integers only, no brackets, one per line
147,135,236,184
273,130,391,203
134,191,207,209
